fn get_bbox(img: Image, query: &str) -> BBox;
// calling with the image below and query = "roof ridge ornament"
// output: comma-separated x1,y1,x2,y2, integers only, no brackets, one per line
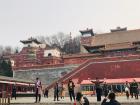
110,26,127,32
79,28,94,36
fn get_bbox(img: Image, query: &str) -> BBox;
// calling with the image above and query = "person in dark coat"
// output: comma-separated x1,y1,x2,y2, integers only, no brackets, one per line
75,92,83,105
101,92,121,105
94,78,102,101
68,79,75,101
83,96,90,105
103,82,109,97
11,86,16,100
130,79,138,99
130,82,133,98
44,88,49,98
54,82,59,101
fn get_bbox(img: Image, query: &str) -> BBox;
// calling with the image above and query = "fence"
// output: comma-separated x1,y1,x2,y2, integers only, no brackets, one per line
0,91,10,105
0,97,10,105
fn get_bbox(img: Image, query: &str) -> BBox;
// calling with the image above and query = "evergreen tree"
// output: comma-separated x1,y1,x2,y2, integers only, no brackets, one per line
7,60,13,77
0,60,13,77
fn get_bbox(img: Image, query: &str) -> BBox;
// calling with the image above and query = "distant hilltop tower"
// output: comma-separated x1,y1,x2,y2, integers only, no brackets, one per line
79,28,94,53
80,28,94,36
20,37,46,48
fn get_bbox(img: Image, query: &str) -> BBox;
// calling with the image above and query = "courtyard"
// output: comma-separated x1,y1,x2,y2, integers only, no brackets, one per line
10,96,140,105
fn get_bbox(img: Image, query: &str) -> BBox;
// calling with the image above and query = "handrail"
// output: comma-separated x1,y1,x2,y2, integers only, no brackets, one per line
47,59,92,89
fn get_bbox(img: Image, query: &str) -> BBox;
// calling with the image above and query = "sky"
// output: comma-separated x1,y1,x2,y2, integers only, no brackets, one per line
0,0,140,47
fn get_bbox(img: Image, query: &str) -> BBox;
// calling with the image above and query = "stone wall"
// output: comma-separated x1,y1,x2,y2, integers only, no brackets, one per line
13,65,78,85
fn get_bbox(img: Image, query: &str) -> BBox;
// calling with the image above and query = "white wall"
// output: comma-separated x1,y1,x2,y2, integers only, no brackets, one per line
44,49,61,57
11,60,15,66
24,42,39,47
23,42,46,48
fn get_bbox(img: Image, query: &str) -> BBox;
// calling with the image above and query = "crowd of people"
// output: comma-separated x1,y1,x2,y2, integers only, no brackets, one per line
34,77,139,104
124,79,139,99
34,78,90,104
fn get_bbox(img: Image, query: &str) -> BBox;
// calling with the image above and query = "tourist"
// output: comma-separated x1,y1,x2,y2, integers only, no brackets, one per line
94,77,102,101
44,88,49,98
130,82,133,98
130,79,138,99
103,82,109,97
35,77,42,103
59,82,65,99
75,92,83,105
54,82,59,101
83,96,90,105
101,92,121,105
68,79,75,101
11,86,16,100
124,81,130,99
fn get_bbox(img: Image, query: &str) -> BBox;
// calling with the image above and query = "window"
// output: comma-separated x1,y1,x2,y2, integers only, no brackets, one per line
81,85,94,91
48,53,52,57
28,45,31,47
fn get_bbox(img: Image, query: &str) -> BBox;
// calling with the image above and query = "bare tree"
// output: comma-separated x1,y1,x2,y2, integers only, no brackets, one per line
0,46,3,56
36,35,55,46
36,32,81,54
51,32,69,49
36,36,47,44
4,46,13,55
45,36,53,45
72,35,81,53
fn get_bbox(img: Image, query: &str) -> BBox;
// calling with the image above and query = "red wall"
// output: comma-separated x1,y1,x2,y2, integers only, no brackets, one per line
70,59,140,83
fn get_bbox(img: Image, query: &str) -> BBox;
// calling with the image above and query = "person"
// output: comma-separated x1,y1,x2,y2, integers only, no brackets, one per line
83,96,89,105
94,78,102,101
60,82,65,99
54,82,59,101
103,82,109,97
44,88,49,98
35,77,42,103
130,82,133,98
75,92,83,105
124,81,130,99
130,79,138,99
68,79,75,101
101,92,121,105
11,86,16,100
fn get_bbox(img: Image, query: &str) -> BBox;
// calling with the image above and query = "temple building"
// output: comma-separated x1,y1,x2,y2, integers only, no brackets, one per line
9,38,64,73
5,27,140,87
20,37,45,48
80,27,140,56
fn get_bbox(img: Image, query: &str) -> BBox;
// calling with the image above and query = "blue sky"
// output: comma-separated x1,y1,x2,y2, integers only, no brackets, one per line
0,0,140,47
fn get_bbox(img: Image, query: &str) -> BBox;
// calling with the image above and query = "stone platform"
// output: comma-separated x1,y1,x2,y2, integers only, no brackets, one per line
10,96,140,105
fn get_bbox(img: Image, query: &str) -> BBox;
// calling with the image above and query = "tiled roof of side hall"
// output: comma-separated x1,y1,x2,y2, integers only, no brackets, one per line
91,29,140,46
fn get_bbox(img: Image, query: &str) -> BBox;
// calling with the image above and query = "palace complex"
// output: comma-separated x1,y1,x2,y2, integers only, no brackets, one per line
5,27,140,87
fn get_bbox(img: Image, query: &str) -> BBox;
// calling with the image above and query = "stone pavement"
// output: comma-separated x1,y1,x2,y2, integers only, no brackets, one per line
10,96,140,105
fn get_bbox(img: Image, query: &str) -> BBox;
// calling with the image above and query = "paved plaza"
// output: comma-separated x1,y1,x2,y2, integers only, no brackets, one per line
10,96,140,104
